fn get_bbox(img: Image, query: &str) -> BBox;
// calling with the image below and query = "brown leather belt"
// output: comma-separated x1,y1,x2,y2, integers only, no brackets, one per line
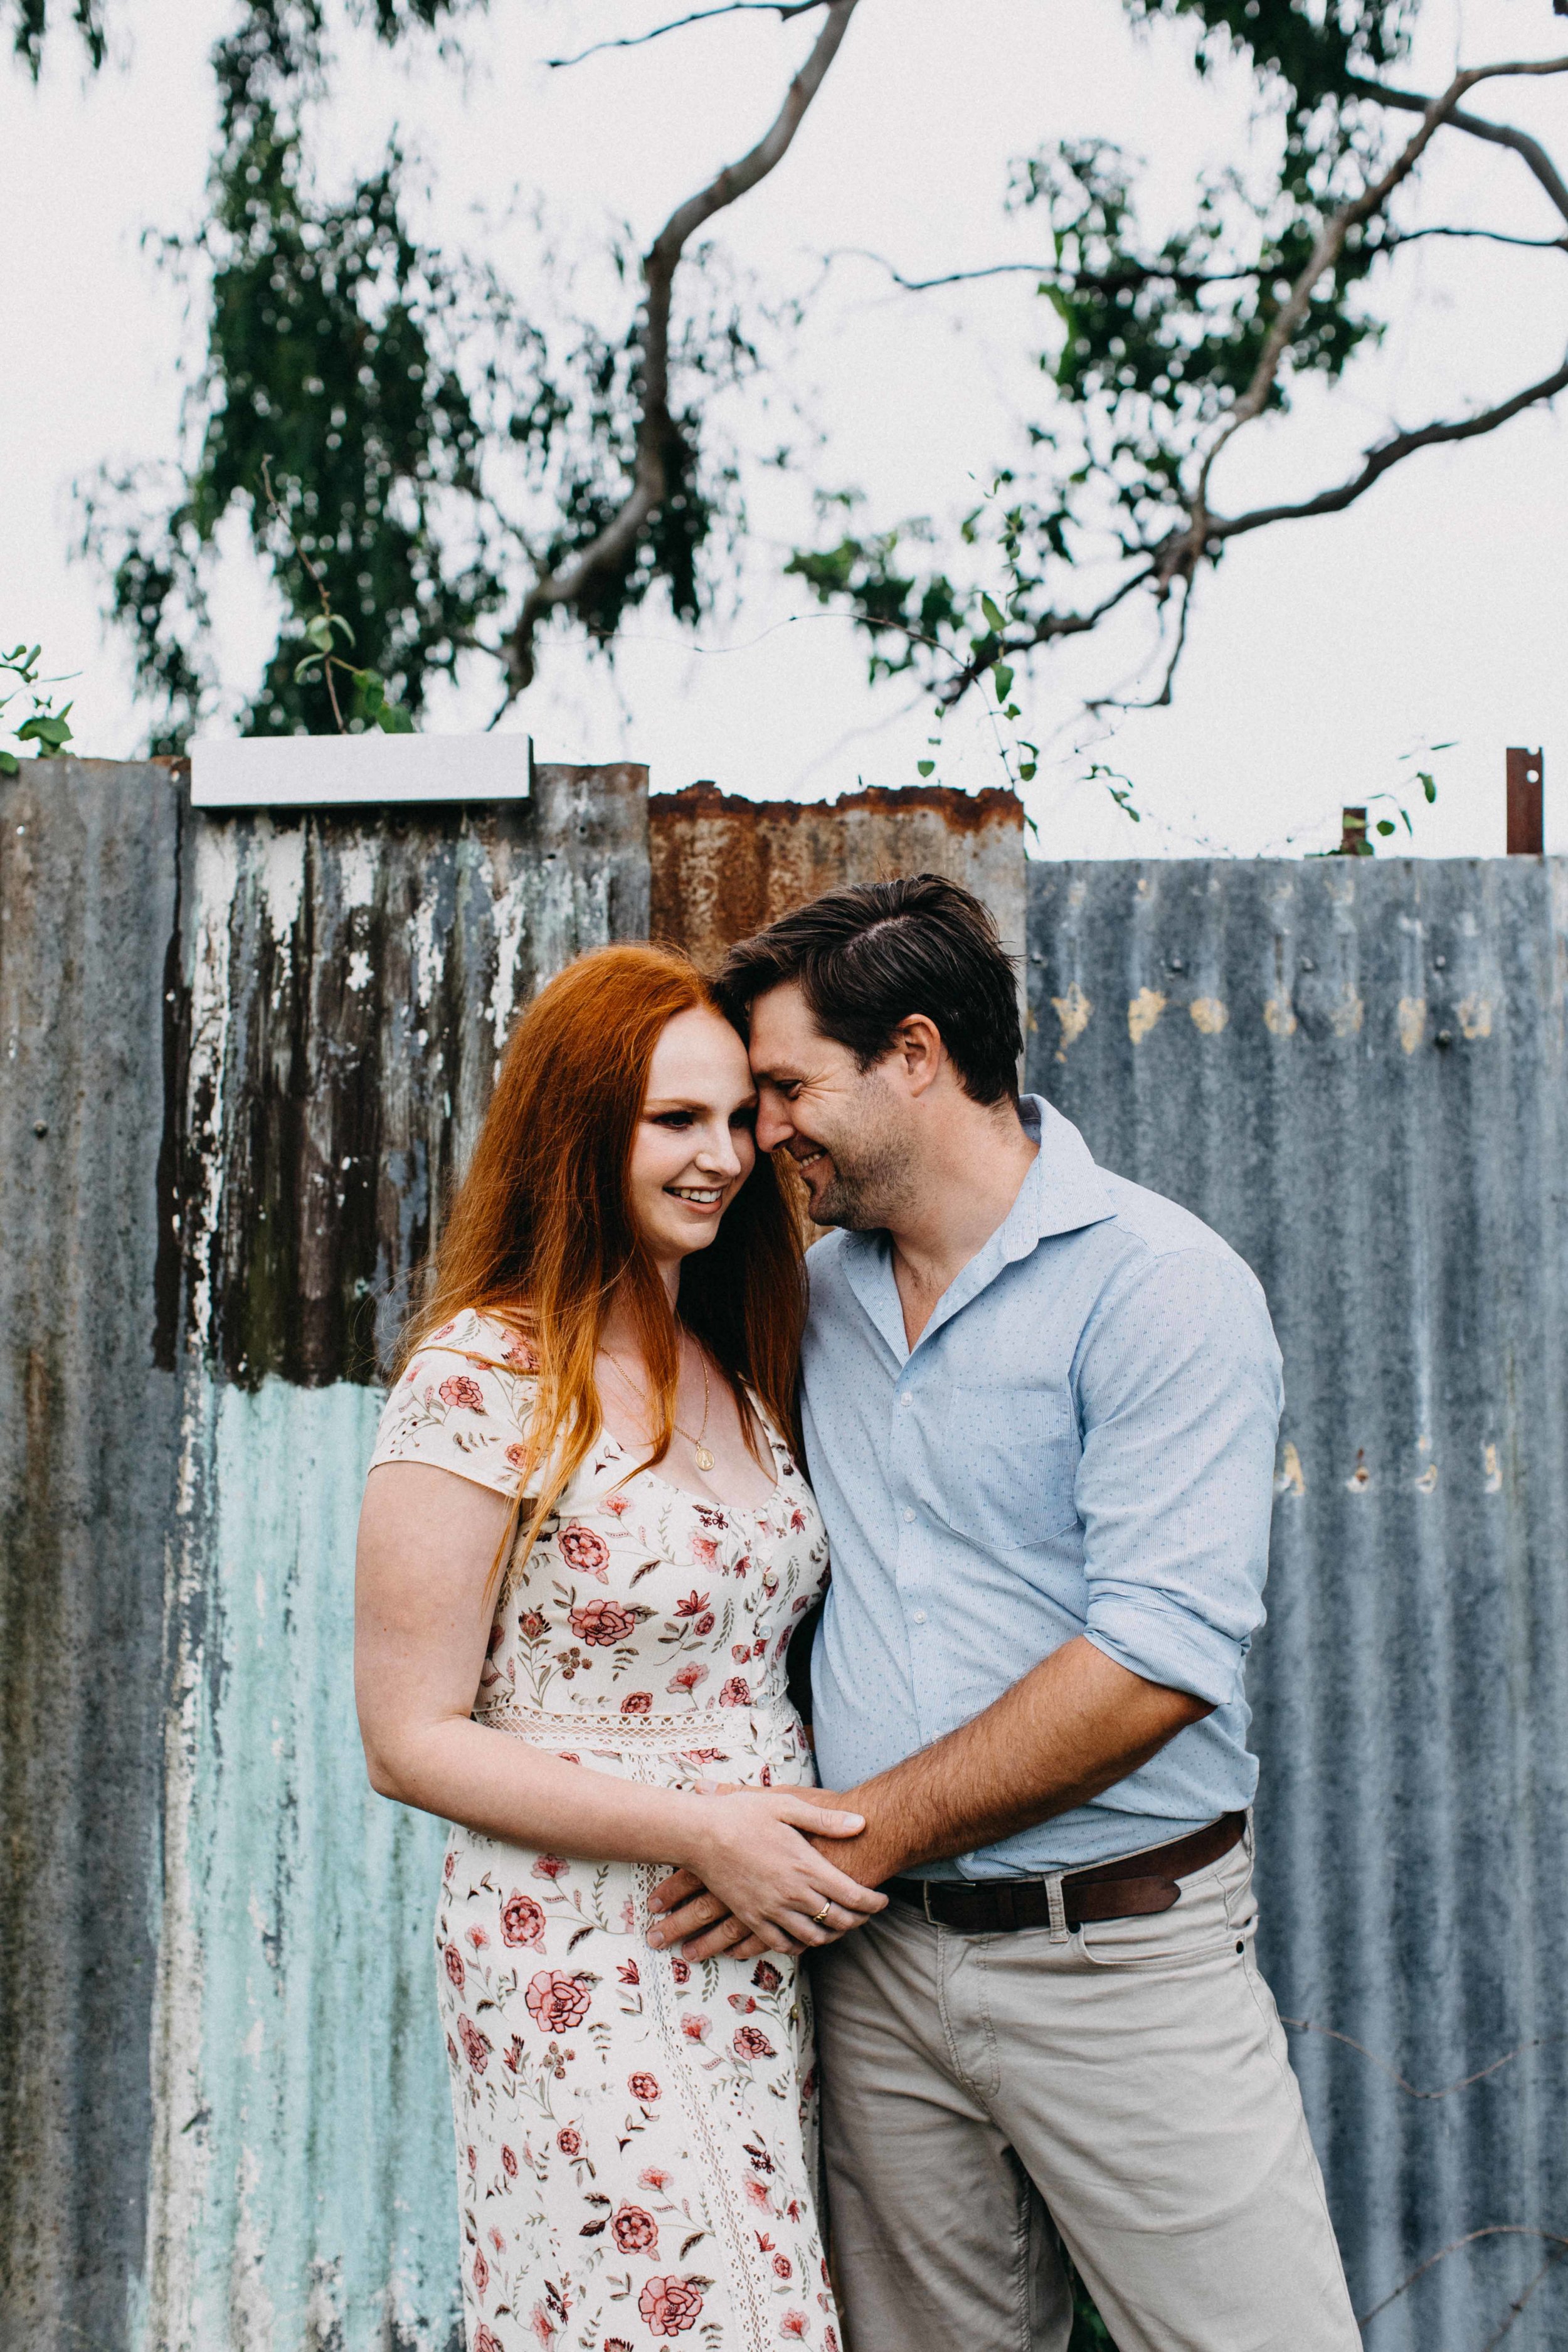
882,1811,1247,1934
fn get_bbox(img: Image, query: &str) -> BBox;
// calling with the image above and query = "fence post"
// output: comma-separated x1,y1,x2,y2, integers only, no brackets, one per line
1507,748,1544,855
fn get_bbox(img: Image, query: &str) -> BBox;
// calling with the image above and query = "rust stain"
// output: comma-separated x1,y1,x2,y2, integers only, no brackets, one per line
1329,988,1365,1039
1397,996,1427,1055
1128,987,1167,1044
1264,995,1297,1038
1457,993,1493,1041
1274,1441,1306,1498
1189,996,1229,1036
649,779,1024,972
1051,983,1094,1055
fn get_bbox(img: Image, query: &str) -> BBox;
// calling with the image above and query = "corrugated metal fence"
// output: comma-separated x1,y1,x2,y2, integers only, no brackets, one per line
4,761,1566,2350
1027,857,1568,2350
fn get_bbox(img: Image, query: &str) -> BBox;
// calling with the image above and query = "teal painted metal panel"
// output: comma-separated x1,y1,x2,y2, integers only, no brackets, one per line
144,1379,460,2352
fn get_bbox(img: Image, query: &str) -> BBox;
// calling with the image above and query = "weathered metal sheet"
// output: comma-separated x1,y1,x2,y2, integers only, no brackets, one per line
1,758,186,2352
649,778,1026,972
1027,856,1568,2350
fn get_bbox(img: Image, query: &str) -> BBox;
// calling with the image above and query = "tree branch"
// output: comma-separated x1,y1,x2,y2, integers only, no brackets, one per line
1207,345,1568,543
546,3,827,72
504,0,860,695
1350,73,1568,228
1162,55,1568,581
1086,573,1194,712
935,564,1156,711
827,245,1267,295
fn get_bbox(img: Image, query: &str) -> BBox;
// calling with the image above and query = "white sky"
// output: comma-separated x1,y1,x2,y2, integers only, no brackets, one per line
4,0,1565,855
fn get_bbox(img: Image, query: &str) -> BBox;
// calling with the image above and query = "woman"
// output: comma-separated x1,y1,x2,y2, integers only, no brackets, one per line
355,944,881,2352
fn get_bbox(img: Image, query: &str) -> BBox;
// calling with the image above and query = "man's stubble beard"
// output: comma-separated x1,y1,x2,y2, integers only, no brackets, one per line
805,1081,915,1232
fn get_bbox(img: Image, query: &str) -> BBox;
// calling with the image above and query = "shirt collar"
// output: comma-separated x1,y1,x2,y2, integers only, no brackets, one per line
835,1095,1116,1362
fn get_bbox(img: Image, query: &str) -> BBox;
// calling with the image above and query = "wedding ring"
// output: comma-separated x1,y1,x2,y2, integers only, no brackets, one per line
811,1899,832,1926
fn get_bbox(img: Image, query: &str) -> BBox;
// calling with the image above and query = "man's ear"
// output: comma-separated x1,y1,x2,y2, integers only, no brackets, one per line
893,1015,945,1099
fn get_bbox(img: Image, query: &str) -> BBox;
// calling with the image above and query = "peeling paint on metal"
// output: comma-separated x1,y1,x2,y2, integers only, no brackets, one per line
1126,985,1166,1042
1189,995,1229,1035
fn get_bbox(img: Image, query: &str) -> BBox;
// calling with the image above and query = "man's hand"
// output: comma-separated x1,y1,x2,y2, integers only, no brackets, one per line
649,1638,1211,1959
650,1786,875,1961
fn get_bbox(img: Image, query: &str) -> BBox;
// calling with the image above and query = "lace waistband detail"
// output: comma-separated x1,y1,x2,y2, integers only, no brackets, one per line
477,1690,798,1751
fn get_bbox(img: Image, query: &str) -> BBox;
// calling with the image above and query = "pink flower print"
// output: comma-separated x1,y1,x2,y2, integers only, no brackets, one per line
489,2227,506,2255
670,1958,690,1986
731,1554,752,1579
501,1329,539,1372
603,1491,631,1517
467,1925,489,1950
743,2177,773,2210
618,1958,640,1985
775,1629,792,1660
719,1677,751,1707
501,2144,518,2178
628,2070,661,2104
640,2165,674,2193
472,2244,489,2300
431,1320,459,1344
825,2330,840,2352
694,1503,728,1528
528,2307,556,2347
532,1853,569,1882
781,2312,809,2339
621,1691,653,1715
638,2277,704,2338
773,2254,793,2280
467,2143,477,2174
457,2015,492,2074
694,1613,715,1636
790,1507,807,1533
606,2341,636,2352
502,1890,546,1949
442,1941,465,1993
611,2203,659,2254
569,1597,637,1646
556,2126,581,2156
443,1849,455,1881
474,2328,503,2352
502,2035,524,2074
733,2025,775,2061
731,1645,750,1665
438,1374,485,1412
679,2013,709,2042
752,1959,783,1992
691,1535,721,1569
667,1663,709,1695
728,1994,758,2013
519,1609,550,1642
674,1589,711,1619
759,1764,773,1787
558,1523,611,1581
524,1971,593,2034
505,1441,529,1474
752,1638,767,1660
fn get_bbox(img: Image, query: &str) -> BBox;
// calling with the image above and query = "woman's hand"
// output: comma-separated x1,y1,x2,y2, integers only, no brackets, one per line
652,1789,887,1957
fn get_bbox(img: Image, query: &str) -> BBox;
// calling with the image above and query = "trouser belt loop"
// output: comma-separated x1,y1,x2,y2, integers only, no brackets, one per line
1044,1870,1069,1942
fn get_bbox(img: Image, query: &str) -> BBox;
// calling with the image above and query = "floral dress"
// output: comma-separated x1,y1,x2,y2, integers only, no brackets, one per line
369,1310,841,2352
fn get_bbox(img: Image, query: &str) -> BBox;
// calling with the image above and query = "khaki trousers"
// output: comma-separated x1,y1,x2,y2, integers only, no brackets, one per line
813,1832,1360,2352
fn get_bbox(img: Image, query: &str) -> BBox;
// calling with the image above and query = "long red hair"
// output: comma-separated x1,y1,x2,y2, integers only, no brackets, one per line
401,943,807,1567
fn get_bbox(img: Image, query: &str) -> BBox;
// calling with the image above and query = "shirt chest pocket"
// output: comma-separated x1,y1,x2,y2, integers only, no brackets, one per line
923,1383,1081,1550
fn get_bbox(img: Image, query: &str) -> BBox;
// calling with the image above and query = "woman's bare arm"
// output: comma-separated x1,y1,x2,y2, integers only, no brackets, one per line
354,1462,886,1952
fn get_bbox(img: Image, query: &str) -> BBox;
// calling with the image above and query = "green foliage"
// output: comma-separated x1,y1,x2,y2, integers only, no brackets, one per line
9,0,105,76
0,642,75,776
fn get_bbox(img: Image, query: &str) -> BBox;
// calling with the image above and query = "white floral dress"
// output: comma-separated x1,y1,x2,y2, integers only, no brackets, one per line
369,1310,841,2352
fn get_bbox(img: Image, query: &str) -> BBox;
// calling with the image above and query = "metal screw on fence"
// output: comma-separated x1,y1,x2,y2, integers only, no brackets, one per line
1506,748,1544,855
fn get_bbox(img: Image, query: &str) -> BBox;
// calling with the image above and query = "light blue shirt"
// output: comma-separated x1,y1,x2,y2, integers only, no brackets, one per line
803,1095,1283,1875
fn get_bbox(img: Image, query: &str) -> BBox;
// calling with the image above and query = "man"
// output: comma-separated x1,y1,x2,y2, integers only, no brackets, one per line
649,874,1360,2352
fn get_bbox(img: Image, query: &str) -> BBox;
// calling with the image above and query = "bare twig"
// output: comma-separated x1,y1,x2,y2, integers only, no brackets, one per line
935,564,1156,712
1086,574,1194,712
1210,345,1568,544
1357,2227,1568,2328
827,245,1267,295
504,0,860,697
1279,2016,1561,2102
546,1,825,72
1351,75,1568,228
1167,56,1568,581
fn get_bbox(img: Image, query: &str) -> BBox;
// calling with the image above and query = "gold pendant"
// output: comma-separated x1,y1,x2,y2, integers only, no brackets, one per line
694,1444,715,1472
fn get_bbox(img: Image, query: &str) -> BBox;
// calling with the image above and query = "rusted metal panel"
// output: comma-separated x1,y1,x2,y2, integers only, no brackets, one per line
649,778,1026,970
1027,855,1568,2350
1507,748,1545,857
1,758,186,2352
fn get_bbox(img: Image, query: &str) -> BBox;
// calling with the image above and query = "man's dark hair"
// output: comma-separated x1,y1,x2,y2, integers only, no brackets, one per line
716,874,1021,1106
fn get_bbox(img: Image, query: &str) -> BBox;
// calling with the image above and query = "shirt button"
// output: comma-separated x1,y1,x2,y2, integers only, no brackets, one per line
900,1394,913,1409
903,1507,916,1523
913,1609,928,1624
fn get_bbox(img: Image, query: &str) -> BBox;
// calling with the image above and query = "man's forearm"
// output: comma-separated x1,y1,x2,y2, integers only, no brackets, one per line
813,1636,1212,1885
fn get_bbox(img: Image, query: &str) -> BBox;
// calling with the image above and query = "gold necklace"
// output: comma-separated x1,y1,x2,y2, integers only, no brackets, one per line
602,1337,714,1472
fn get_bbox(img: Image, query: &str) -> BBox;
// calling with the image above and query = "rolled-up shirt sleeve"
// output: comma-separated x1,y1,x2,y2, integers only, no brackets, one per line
1072,1242,1282,1708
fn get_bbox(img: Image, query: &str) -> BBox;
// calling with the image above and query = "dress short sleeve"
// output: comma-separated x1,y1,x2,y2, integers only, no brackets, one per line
368,1308,539,1500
